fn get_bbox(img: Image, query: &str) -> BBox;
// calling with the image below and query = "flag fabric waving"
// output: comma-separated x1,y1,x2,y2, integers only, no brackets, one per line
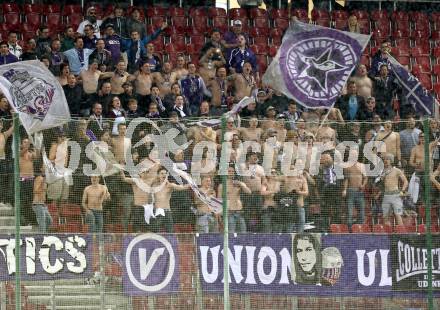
263,21,370,109
0,60,71,134
388,54,434,116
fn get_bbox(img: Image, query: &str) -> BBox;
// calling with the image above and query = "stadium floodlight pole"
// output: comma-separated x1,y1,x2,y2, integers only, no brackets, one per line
13,113,21,310
220,115,230,310
423,118,433,310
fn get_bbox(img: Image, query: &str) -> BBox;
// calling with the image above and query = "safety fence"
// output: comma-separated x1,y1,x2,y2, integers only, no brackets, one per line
0,233,437,310
0,116,439,308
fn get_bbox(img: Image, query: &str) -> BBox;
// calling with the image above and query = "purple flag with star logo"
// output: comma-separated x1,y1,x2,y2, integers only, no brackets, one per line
263,21,370,109
388,54,435,116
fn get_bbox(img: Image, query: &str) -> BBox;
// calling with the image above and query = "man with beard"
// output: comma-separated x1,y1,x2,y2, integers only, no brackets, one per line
77,6,103,38
63,37,94,75
61,26,76,52
157,64,178,99
101,6,127,38
20,38,38,61
89,39,113,71
48,39,66,76
373,64,399,119
230,61,256,102
207,66,229,113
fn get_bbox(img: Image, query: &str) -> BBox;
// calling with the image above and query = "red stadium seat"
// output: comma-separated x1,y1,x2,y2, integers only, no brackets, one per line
268,45,279,57
274,17,289,30
270,8,288,19
21,23,39,33
249,8,267,19
394,38,411,49
165,24,185,36
410,11,429,22
358,20,370,34
418,223,440,233
254,17,269,29
67,13,83,29
249,27,269,38
23,4,42,14
374,19,390,33
256,55,267,73
169,34,186,46
189,7,207,17
4,13,20,30
413,29,430,40
391,10,409,21
190,35,205,48
212,16,228,30
351,224,371,233
392,29,410,39
171,16,187,30
46,13,62,30
370,10,389,22
394,225,409,233
393,20,410,32
228,8,247,19
25,13,41,28
2,3,20,13
250,44,268,55
433,83,440,97
417,73,433,90
433,64,440,76
412,64,431,76
392,45,410,57
62,4,82,15
396,55,411,67
146,6,165,18
292,8,308,21
330,224,349,233
312,9,330,20
334,19,347,30
414,55,431,69
372,224,393,234
352,10,369,20
192,16,208,32
315,18,330,27
372,29,389,42
411,46,430,57
208,7,227,18
360,54,370,67
45,4,61,13
331,10,349,20
168,6,185,17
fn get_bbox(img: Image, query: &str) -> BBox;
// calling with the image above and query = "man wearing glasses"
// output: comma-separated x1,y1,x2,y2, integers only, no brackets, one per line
77,6,103,38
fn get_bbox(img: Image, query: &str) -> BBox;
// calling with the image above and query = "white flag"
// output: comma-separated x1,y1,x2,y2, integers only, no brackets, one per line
0,60,71,134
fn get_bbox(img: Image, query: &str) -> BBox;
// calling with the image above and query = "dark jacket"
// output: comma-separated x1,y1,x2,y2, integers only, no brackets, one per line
335,94,365,121
0,53,18,65
63,84,85,116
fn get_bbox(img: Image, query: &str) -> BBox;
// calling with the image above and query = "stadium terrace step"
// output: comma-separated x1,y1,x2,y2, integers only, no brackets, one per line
0,216,16,226
0,204,14,216
0,225,34,233
54,306,118,310
25,285,100,296
27,294,130,308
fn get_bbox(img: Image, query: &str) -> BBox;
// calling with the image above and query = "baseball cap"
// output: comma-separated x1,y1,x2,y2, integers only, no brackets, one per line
105,23,114,29
233,20,242,26
266,106,275,112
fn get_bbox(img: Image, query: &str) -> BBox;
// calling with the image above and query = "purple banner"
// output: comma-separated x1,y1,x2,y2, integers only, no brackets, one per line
197,233,440,297
0,234,92,281
123,233,180,295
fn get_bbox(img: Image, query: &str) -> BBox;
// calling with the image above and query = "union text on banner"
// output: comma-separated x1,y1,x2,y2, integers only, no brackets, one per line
262,21,370,109
196,233,440,297
0,60,71,134
0,234,92,281
388,54,435,115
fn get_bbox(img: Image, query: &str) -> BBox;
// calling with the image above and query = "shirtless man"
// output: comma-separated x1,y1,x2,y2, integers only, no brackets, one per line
410,132,436,174
108,61,135,95
170,55,188,83
376,120,401,167
342,148,367,228
0,118,13,203
229,61,256,102
120,161,159,232
240,152,266,230
32,165,52,232
316,115,336,142
260,168,281,232
47,131,70,204
152,167,191,233
282,165,309,233
20,137,39,226
79,59,104,95
377,153,408,226
152,61,173,96
194,175,219,233
261,106,277,131
354,64,373,99
199,47,226,84
208,66,229,110
240,117,262,142
111,123,131,164
82,175,110,233
217,165,252,233
135,62,153,97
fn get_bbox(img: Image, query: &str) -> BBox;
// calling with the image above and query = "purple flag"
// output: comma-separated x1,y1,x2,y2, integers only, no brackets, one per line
388,54,435,115
263,21,370,109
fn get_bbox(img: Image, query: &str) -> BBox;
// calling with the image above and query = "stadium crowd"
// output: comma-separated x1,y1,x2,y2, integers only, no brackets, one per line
0,2,439,235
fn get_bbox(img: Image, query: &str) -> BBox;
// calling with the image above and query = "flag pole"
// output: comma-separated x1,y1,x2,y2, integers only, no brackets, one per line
13,113,21,310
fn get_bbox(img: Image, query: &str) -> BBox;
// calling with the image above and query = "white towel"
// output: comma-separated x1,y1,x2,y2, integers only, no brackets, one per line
408,172,420,204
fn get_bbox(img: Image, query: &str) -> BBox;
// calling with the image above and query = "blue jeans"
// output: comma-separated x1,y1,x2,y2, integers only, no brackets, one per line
261,208,283,233
85,209,103,233
228,211,246,233
347,189,365,228
32,204,52,233
196,214,219,233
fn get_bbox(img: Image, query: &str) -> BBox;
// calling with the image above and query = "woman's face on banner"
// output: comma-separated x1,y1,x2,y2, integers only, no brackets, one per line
296,238,317,272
